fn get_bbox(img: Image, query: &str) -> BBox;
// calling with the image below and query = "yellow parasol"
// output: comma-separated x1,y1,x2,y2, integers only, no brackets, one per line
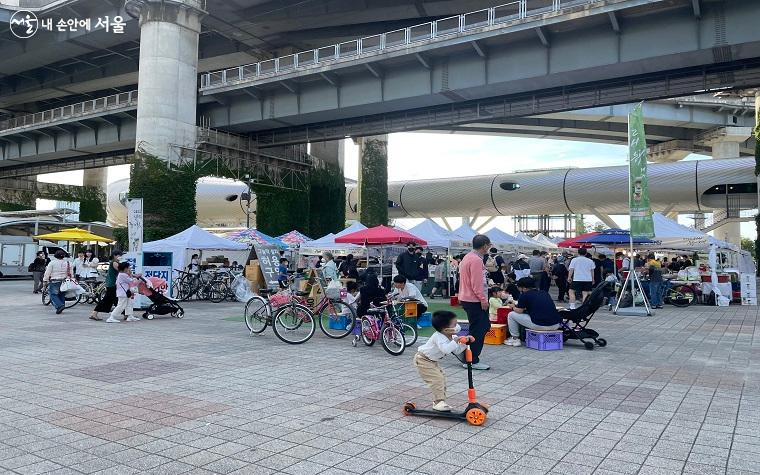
34,227,114,243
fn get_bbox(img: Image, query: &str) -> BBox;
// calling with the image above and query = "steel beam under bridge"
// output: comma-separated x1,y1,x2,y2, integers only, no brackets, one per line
198,0,760,146
248,61,760,147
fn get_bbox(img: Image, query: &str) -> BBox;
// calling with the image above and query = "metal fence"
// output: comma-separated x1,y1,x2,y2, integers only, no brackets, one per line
0,91,137,133
200,0,605,90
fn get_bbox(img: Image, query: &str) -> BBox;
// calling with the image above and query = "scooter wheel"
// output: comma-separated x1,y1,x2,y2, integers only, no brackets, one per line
402,402,415,415
465,407,487,426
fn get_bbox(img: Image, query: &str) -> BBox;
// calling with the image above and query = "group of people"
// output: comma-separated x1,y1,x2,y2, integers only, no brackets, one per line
34,248,144,323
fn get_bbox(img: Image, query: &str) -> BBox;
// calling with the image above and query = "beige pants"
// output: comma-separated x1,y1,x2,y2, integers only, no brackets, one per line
414,352,447,402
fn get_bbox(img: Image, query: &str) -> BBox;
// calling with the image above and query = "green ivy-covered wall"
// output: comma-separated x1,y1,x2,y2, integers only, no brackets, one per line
254,187,309,237
129,153,199,242
358,136,388,227
0,202,32,212
309,162,346,237
42,184,106,222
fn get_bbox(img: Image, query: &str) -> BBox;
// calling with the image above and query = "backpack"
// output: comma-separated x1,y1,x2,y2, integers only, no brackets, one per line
485,256,499,273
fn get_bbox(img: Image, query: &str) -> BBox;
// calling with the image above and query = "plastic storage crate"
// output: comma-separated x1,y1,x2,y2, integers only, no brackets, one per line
417,312,432,327
456,319,469,336
525,329,563,351
484,324,507,345
328,314,352,330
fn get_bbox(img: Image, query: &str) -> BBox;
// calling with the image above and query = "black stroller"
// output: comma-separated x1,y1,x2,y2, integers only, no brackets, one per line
558,282,608,350
138,277,185,320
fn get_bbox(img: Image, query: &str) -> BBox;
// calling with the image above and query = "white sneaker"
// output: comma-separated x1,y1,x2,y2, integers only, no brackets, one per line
504,337,522,347
125,316,140,322
105,317,120,323
432,401,452,412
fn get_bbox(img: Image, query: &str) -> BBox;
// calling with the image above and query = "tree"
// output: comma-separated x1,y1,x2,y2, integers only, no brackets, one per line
741,237,756,259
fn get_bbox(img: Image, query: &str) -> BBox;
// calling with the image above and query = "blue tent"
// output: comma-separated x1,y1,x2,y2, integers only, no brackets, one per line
577,228,656,245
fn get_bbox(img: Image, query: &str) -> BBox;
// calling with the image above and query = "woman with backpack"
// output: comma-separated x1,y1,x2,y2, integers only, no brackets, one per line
484,248,505,288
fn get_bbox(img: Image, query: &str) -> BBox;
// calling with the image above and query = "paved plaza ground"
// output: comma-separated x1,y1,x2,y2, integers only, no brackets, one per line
1,280,759,475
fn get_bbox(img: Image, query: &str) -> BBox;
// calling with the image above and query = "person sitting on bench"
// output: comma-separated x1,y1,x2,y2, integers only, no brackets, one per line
504,277,561,347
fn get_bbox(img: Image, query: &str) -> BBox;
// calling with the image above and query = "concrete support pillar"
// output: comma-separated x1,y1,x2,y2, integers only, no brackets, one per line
83,168,107,190
310,140,345,171
133,0,204,159
705,127,751,246
357,135,388,227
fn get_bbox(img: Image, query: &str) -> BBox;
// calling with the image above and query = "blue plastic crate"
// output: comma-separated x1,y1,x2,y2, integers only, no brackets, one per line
418,312,432,328
525,329,563,351
328,315,351,330
456,319,469,337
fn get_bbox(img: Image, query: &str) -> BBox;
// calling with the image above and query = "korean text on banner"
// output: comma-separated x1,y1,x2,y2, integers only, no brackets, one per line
628,103,655,238
127,198,144,252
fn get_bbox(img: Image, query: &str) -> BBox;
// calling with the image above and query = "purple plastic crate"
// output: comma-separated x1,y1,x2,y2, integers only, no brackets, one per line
456,319,469,337
525,329,563,351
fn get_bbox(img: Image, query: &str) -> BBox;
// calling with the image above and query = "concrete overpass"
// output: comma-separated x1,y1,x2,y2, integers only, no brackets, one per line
1,0,759,171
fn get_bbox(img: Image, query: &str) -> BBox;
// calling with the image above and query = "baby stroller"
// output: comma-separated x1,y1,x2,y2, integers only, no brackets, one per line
558,282,607,350
138,277,185,320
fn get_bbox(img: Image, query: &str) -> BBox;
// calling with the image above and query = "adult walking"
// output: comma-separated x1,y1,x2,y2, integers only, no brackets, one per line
528,250,547,291
395,243,421,289
29,251,48,294
458,234,492,370
90,251,123,321
42,250,71,315
568,248,596,309
552,256,569,302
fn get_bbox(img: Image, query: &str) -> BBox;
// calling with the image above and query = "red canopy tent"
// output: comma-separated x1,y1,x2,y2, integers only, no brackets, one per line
557,232,601,249
335,225,427,246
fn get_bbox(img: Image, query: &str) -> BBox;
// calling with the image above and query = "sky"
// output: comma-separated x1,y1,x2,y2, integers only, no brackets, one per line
36,133,754,238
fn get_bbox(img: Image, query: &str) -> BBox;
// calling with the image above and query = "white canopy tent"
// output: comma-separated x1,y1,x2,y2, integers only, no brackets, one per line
483,227,533,251
299,222,367,255
450,223,478,250
646,213,738,252
143,225,249,270
514,232,545,250
533,233,559,249
407,219,456,249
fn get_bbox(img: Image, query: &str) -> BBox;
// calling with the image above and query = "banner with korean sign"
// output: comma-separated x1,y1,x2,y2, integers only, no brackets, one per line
127,198,143,252
628,103,655,238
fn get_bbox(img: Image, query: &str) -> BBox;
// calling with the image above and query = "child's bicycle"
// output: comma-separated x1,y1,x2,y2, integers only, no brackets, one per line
352,300,418,356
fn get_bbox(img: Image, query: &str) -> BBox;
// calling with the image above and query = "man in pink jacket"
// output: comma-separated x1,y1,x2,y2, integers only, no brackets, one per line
458,234,492,370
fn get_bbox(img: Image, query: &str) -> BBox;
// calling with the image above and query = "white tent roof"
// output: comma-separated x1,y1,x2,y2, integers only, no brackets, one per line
143,225,247,252
143,225,248,270
533,233,558,248
407,219,454,249
483,228,531,250
335,222,367,237
300,223,367,255
514,232,544,249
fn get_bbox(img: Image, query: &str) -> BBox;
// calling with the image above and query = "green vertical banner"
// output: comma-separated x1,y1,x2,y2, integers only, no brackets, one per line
628,103,655,238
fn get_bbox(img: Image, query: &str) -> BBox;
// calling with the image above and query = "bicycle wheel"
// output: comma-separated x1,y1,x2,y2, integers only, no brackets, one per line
669,285,695,307
399,322,418,347
42,288,51,306
272,304,315,344
170,280,185,300
380,323,406,356
95,285,106,304
63,292,82,309
361,316,375,346
244,296,269,334
208,281,227,303
318,300,356,339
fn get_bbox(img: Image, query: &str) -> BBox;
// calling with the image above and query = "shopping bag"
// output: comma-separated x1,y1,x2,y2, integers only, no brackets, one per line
60,278,77,292
326,280,342,300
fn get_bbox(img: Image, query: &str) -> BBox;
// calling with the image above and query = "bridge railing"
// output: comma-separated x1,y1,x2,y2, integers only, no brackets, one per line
0,91,138,133
200,0,594,90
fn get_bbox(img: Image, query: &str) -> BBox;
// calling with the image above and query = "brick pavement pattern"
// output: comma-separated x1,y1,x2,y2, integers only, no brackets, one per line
0,280,758,474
